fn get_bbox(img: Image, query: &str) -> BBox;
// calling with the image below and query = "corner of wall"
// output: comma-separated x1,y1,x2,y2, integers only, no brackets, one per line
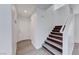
31,40,42,49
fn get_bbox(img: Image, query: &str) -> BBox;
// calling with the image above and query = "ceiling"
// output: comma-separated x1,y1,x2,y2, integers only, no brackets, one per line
15,4,52,18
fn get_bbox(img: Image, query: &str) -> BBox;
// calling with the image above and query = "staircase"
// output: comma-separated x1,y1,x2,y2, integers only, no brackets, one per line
42,25,63,55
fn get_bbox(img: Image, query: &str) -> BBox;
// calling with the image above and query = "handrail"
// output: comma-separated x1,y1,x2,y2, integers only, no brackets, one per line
60,15,69,33
65,14,74,31
63,14,74,54
60,4,73,33
62,5,75,55
62,25,65,32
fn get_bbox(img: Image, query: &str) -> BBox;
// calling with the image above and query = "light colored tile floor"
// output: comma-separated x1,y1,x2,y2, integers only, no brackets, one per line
16,40,51,55
72,43,79,55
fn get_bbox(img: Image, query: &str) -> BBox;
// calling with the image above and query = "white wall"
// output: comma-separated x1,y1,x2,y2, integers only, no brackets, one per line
74,14,79,43
31,13,38,49
0,5,12,54
31,8,53,49
31,9,50,49
12,5,19,54
70,4,79,14
17,17,31,42
31,7,54,49
48,5,70,26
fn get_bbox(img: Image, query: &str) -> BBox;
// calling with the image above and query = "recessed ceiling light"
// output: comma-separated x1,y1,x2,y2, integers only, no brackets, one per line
24,10,27,13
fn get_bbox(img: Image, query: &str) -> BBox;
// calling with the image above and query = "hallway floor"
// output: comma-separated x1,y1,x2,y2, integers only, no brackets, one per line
16,40,51,55
17,41,79,55
72,43,79,55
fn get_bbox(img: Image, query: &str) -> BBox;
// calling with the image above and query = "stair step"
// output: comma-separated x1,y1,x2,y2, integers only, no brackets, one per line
54,27,61,29
47,37,62,45
45,40,62,49
53,29,60,31
50,34,62,38
45,40,62,52
49,34,62,40
43,45,55,55
53,29,61,32
43,43,62,55
52,30,60,32
54,28,61,31
51,32,62,36
55,26,62,28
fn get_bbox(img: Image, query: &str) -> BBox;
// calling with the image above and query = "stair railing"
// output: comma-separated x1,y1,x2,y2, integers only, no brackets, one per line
60,5,74,33
60,16,69,33
62,13,75,55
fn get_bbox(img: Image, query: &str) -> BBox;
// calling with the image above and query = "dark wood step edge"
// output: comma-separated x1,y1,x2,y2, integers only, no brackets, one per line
47,37,62,45
42,46,55,55
45,41,62,53
55,26,62,28
51,32,62,36
49,35,62,40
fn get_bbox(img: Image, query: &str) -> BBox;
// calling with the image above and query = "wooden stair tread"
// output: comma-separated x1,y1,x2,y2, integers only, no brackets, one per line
49,34,62,38
52,30,60,32
45,40,62,50
51,32,62,33
49,34,62,40
55,26,62,28
43,43,62,55
51,32,62,36
47,36,62,43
